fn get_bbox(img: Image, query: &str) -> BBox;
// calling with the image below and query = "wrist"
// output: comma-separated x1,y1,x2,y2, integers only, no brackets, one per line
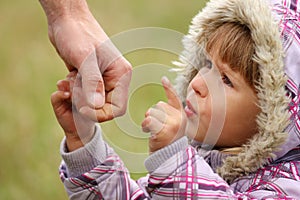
149,134,185,153
39,0,90,24
60,125,108,177
65,126,96,152
145,136,189,172
66,138,83,152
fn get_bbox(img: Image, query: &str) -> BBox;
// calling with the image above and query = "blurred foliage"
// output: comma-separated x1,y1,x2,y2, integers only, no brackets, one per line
0,0,206,199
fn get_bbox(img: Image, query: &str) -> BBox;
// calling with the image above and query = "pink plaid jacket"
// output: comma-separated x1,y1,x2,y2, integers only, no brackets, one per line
59,0,300,199
59,130,300,199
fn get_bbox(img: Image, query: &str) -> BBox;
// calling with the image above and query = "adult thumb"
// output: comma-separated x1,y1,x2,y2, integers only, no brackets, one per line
161,76,181,109
79,50,105,108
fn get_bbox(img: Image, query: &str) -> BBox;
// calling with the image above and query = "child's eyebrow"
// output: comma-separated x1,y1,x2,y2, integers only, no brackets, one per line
205,51,248,88
212,59,230,74
215,62,243,85
216,62,229,73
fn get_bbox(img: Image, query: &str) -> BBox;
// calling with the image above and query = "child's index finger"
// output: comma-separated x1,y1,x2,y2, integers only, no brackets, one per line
161,76,181,109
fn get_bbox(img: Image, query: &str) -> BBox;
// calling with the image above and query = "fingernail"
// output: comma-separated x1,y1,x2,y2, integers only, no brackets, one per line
161,76,170,86
88,92,104,108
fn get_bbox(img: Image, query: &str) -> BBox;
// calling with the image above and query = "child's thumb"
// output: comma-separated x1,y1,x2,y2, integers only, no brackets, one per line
161,76,181,109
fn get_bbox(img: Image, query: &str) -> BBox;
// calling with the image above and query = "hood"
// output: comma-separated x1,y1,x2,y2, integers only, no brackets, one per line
174,0,300,183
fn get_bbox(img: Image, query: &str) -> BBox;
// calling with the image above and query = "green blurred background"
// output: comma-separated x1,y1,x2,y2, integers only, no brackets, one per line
0,1,206,199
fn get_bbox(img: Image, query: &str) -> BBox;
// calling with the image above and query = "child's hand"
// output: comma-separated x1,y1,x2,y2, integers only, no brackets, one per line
142,77,186,153
51,71,95,151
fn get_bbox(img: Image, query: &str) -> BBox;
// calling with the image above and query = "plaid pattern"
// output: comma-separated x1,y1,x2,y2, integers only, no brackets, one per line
59,143,300,199
146,146,300,199
271,0,300,160
273,0,300,49
60,153,149,200
279,0,300,138
146,147,230,199
231,161,300,199
287,78,300,135
147,147,232,199
275,146,300,163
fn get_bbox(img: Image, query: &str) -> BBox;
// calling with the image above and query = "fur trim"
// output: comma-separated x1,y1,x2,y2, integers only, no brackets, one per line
174,0,290,183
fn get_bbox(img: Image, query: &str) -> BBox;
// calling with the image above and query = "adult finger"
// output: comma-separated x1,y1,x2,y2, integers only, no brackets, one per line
79,66,132,122
79,50,105,109
72,75,88,112
161,76,182,109
78,89,118,122
96,39,132,117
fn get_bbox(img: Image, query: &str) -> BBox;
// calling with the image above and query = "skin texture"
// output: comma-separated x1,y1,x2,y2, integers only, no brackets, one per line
185,55,260,147
46,0,259,152
52,56,259,152
142,77,186,153
143,55,260,152
40,0,132,122
51,72,95,152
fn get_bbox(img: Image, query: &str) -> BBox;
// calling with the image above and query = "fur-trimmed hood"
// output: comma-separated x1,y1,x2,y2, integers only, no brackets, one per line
174,0,300,183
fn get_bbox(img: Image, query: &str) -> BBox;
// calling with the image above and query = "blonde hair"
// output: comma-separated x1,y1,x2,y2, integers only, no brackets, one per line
205,22,259,87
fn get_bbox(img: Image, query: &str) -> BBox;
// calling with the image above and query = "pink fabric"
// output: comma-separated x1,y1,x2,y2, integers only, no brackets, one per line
272,0,300,159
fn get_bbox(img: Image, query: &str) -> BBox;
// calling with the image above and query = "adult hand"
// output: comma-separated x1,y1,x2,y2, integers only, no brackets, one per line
40,0,132,122
142,77,186,153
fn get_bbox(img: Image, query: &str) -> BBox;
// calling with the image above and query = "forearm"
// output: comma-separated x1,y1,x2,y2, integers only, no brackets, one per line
39,0,90,24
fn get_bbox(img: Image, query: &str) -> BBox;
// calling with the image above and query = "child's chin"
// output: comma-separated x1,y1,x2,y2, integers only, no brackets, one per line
185,123,199,141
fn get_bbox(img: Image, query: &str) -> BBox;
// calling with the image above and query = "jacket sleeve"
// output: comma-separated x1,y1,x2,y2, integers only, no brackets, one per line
59,125,149,200
144,137,300,199
144,137,234,199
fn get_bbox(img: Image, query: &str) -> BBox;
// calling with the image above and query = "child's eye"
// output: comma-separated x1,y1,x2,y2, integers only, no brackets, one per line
222,74,233,87
204,59,212,69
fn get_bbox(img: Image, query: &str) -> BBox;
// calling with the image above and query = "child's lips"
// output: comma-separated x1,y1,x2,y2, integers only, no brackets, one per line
185,99,196,117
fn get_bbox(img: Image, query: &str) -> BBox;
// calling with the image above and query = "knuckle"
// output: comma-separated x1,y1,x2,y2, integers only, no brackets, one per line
157,101,166,107
147,116,153,123
56,80,62,86
141,119,147,128
122,59,133,71
117,106,127,116
115,103,127,117
97,113,113,122
149,107,155,114
124,63,132,73
84,73,102,83
145,108,151,117
50,92,57,102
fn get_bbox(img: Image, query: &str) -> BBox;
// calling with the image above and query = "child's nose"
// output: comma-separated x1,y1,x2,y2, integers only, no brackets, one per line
190,73,209,98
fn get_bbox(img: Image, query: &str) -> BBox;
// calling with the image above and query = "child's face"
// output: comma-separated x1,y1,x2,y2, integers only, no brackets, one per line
184,55,260,147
